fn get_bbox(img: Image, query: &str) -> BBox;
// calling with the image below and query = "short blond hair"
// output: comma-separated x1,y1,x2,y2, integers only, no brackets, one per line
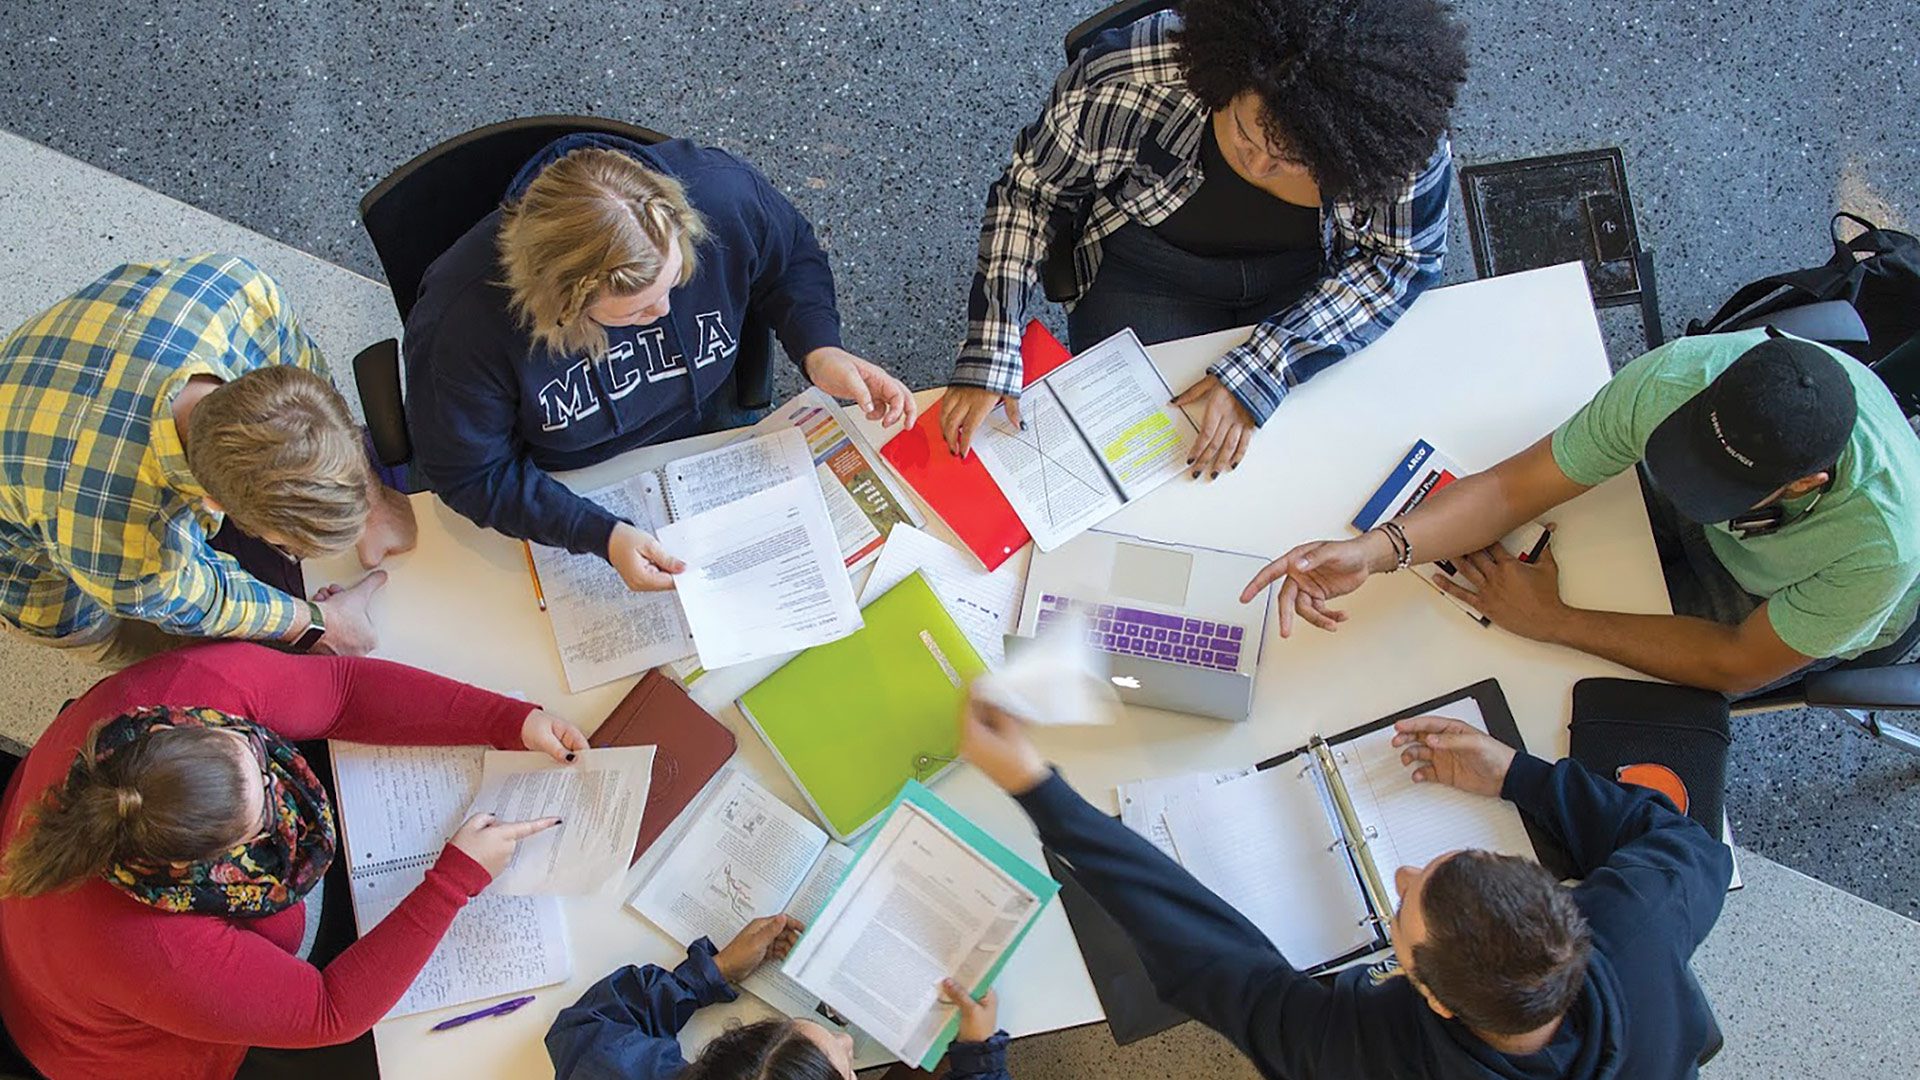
184,366,370,558
497,147,708,359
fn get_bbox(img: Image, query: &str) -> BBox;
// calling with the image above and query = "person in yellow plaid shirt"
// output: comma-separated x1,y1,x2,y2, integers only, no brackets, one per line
0,253,414,664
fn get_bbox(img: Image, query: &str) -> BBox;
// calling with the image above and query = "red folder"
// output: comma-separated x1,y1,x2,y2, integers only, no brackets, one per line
880,321,1073,570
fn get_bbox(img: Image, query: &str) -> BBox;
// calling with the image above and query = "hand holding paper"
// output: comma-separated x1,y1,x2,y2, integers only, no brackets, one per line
465,747,655,895
972,610,1119,726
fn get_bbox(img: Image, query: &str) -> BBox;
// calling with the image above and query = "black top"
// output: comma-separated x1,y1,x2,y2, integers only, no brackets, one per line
1153,122,1323,258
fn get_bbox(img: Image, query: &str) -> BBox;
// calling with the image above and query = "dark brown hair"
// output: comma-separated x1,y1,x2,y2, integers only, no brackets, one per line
0,722,253,899
1411,851,1592,1035
680,1019,841,1080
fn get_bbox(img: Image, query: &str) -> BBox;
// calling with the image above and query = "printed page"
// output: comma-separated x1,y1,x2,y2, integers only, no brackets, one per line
1162,766,1376,968
1117,767,1254,864
464,747,656,896
330,744,486,871
660,426,814,519
859,524,1029,667
628,770,831,949
659,474,863,669
971,381,1123,551
1334,699,1537,877
352,861,570,1019
531,474,695,692
742,841,858,1016
784,802,1040,1066
751,389,922,570
1044,330,1192,501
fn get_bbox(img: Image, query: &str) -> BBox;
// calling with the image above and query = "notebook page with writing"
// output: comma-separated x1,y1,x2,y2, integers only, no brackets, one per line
659,426,814,519
353,863,570,1018
330,744,487,872
1334,698,1537,876
1162,766,1375,968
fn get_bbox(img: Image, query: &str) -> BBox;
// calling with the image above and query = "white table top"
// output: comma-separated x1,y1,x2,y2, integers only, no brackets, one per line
309,260,1670,1078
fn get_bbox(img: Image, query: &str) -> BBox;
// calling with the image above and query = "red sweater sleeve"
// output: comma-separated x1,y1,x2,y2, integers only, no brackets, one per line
84,642,536,749
88,847,495,1049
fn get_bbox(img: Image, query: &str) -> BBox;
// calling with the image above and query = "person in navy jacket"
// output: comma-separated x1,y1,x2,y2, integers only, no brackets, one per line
404,134,915,592
959,696,1733,1080
547,915,1012,1080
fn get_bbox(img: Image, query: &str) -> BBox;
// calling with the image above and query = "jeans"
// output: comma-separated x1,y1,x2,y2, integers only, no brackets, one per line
1065,223,1322,351
1640,473,1920,697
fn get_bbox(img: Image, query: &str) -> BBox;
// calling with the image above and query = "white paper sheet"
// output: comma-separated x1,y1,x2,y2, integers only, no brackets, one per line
1117,767,1255,863
530,475,694,692
658,425,814,519
660,474,863,669
859,524,1029,667
784,802,1040,1066
1044,330,1191,500
741,841,859,1017
1336,699,1537,879
971,381,1122,551
465,747,656,895
1162,766,1376,968
628,770,831,948
972,610,1118,726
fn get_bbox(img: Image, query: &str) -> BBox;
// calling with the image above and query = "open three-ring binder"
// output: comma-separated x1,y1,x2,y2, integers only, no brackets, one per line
1157,679,1547,976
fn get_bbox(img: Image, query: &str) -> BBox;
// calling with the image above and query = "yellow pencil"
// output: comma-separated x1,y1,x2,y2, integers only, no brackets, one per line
523,541,548,612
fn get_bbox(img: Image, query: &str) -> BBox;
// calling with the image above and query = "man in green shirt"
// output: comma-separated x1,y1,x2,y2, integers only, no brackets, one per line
1243,330,1920,695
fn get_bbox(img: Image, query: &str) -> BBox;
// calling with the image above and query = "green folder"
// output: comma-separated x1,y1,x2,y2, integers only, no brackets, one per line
738,571,987,840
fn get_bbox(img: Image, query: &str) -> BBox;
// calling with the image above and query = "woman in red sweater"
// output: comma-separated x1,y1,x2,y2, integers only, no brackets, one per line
0,641,587,1080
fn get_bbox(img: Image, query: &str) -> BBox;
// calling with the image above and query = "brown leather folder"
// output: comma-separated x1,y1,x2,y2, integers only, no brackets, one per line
589,669,738,863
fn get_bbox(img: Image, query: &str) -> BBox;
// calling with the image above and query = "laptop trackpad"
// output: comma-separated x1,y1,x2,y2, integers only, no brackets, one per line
1109,542,1192,607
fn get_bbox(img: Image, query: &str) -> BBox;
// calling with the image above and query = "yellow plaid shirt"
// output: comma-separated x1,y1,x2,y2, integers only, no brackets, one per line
0,254,325,641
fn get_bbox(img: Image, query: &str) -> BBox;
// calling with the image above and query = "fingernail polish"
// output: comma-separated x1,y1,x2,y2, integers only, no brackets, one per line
565,752,576,762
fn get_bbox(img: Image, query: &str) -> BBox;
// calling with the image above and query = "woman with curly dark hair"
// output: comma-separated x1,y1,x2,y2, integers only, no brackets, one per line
943,0,1468,479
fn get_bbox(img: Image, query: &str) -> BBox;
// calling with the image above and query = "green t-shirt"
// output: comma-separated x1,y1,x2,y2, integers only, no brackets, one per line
1551,330,1920,659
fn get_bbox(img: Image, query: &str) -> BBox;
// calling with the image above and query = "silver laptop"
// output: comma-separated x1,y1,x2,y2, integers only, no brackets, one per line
1012,529,1275,721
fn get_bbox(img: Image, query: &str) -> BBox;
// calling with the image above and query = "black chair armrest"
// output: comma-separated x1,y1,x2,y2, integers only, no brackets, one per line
733,310,776,412
1801,661,1920,710
353,339,411,468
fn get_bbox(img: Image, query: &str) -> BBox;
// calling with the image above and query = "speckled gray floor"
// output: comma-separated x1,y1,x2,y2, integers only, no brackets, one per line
1,129,1918,1080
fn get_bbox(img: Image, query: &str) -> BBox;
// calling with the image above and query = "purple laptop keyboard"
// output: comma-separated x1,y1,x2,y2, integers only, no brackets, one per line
1036,594,1246,672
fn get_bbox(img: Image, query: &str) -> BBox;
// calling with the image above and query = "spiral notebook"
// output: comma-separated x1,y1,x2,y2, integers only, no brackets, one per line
329,743,571,1018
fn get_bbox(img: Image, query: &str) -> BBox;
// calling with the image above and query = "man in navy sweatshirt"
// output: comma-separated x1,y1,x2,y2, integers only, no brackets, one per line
404,134,914,590
960,701,1733,1079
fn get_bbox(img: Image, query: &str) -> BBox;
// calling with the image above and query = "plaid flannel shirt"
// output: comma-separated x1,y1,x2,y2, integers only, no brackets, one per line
0,254,324,641
953,11,1452,424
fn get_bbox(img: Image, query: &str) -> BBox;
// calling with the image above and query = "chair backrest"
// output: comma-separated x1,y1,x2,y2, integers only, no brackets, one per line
1063,0,1177,62
1872,332,1920,419
359,115,670,322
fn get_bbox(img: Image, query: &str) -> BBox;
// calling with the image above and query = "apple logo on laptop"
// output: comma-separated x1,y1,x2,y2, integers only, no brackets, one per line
1111,675,1142,690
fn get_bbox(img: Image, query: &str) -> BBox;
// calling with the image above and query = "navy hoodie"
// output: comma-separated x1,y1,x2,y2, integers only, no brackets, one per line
403,134,843,557
1019,752,1732,1079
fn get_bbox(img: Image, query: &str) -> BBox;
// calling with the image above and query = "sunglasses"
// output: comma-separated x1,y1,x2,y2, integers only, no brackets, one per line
234,729,278,840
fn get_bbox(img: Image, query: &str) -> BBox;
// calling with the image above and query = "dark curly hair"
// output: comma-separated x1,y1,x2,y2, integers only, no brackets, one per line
681,1019,842,1080
1174,0,1468,203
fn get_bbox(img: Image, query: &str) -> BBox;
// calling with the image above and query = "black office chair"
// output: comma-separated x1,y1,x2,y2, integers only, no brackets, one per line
352,115,778,480
0,749,45,1080
1038,0,1180,303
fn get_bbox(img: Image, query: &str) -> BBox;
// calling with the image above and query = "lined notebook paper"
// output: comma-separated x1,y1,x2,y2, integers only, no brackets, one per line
330,744,571,1018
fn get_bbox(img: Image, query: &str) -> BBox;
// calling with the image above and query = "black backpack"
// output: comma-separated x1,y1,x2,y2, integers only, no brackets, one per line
1688,212,1920,364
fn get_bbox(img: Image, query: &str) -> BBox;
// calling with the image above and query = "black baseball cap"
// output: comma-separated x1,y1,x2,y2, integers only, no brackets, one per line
1642,333,1857,524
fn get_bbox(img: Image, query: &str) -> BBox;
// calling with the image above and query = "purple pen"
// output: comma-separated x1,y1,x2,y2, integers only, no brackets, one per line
430,995,536,1032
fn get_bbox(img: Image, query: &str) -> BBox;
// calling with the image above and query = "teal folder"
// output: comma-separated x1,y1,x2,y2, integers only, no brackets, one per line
737,571,987,840
830,780,1061,1070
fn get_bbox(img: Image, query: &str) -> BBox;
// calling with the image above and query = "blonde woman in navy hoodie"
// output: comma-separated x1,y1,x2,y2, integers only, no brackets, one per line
403,134,915,591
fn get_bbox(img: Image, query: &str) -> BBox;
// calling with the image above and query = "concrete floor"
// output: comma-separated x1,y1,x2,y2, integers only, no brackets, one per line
0,127,1917,1080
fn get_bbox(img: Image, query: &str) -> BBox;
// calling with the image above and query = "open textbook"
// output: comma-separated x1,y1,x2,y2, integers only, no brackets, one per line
1159,682,1540,973
627,769,858,1020
329,744,570,1018
782,782,1058,1070
464,747,655,895
532,424,863,690
971,329,1196,551
749,388,923,570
